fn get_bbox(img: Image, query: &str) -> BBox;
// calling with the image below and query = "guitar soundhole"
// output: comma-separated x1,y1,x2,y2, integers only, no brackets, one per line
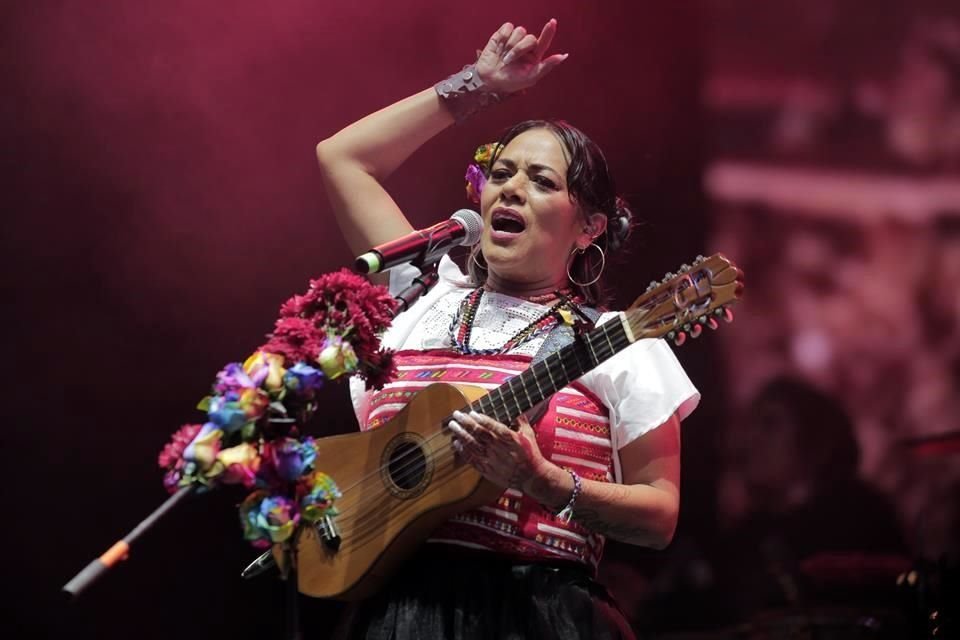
382,434,433,499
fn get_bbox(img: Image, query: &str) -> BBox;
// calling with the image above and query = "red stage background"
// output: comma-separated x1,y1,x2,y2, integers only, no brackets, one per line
4,1,957,638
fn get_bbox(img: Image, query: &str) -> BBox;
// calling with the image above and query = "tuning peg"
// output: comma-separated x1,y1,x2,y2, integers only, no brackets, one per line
673,331,687,346
689,323,702,338
647,281,659,292
705,316,720,330
722,307,734,323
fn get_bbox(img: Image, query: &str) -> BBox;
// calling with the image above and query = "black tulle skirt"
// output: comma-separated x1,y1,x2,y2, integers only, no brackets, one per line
334,545,636,640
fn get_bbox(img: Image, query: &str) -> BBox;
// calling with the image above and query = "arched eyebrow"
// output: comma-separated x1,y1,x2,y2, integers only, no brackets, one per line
493,157,563,180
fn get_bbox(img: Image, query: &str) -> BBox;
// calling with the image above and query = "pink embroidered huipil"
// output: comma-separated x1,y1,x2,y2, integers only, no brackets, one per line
362,350,615,571
350,256,700,571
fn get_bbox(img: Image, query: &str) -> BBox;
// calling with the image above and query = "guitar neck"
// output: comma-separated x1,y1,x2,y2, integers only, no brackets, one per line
469,316,634,424
466,253,743,425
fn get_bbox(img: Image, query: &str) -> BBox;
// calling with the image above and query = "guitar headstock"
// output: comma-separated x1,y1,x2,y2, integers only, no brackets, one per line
625,254,743,346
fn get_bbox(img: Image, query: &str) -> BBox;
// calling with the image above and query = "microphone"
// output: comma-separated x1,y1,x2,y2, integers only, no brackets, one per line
354,209,482,274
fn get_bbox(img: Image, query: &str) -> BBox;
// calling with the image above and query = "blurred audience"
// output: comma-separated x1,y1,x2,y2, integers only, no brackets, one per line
858,18,960,169
715,376,908,620
600,377,910,637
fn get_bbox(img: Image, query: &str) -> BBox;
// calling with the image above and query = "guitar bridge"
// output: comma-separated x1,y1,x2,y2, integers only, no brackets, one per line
315,514,341,551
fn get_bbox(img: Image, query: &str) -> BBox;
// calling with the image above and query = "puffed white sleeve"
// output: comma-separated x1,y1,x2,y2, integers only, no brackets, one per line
577,312,700,481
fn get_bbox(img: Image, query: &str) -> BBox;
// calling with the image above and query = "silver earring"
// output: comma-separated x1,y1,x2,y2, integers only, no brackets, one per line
472,250,488,271
566,243,606,287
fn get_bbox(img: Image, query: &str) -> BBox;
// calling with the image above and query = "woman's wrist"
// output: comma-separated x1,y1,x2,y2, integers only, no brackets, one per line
524,460,575,511
433,64,510,123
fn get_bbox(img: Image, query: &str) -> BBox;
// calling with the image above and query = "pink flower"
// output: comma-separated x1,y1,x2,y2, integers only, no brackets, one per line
465,163,486,204
158,424,203,471
359,349,397,390
262,269,396,368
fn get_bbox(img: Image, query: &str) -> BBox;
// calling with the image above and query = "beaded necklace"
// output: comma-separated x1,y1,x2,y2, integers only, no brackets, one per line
449,287,578,356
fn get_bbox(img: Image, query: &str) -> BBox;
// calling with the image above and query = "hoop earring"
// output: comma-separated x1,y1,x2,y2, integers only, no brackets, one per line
472,249,488,271
566,243,606,288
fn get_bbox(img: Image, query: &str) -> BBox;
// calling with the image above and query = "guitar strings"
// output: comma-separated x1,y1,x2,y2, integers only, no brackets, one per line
328,444,470,552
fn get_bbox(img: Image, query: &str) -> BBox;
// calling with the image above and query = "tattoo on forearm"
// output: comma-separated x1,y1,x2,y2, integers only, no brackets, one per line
571,508,654,544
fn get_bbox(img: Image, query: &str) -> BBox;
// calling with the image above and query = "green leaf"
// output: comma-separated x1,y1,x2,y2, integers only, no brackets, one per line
241,422,258,441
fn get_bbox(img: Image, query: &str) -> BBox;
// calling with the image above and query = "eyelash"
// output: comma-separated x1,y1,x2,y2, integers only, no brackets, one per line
490,169,558,191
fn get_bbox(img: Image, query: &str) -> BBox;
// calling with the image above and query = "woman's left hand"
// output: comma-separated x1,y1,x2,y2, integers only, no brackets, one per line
474,19,568,95
447,410,562,502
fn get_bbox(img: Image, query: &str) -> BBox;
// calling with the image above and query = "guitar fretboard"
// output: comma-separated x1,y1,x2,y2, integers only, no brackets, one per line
469,317,634,424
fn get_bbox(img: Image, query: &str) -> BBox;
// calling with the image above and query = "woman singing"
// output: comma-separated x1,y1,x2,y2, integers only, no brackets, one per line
317,19,699,639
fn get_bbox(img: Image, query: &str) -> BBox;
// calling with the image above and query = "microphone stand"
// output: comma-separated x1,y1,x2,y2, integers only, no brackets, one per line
240,268,441,586
62,262,443,637
62,485,194,597
240,262,441,636
392,268,439,314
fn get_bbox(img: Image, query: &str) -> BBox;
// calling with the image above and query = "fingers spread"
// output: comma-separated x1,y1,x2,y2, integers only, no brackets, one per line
534,18,557,59
537,53,569,77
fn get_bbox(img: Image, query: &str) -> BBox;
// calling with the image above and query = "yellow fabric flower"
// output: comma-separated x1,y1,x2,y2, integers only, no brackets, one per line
243,350,287,393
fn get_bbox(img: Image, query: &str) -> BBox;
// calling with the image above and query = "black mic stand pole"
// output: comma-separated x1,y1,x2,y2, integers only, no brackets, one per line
62,485,194,598
392,268,440,315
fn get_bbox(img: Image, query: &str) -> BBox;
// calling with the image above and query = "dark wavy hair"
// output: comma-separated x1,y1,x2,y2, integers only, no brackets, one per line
466,120,634,306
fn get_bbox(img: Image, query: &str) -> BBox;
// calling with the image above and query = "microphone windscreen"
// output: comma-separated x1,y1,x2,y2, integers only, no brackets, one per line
451,209,483,246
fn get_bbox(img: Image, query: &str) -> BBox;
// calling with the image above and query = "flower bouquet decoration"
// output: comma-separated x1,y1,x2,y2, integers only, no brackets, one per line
464,142,500,204
157,270,397,549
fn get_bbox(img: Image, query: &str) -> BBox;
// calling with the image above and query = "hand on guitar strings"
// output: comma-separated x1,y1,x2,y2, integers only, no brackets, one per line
447,410,570,510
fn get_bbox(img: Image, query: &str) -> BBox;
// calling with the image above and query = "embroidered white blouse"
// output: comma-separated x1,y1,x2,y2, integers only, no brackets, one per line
350,256,700,482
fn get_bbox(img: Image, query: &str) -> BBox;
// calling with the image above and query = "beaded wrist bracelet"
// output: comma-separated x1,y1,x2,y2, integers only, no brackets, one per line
554,468,582,523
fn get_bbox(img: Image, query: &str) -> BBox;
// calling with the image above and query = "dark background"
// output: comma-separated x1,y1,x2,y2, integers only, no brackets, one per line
9,1,960,637
4,2,713,638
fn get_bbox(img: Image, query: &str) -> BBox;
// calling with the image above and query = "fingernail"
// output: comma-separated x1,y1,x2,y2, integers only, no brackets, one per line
452,410,467,420
469,410,484,420
503,52,513,64
448,420,465,436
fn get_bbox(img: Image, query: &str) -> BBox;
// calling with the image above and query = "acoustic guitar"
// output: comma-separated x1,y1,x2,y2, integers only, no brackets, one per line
275,253,743,600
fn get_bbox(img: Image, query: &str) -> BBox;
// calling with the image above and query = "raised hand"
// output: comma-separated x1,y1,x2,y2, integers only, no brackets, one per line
475,19,568,94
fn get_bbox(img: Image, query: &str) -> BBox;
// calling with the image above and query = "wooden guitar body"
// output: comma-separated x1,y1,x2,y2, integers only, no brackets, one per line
283,382,500,600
